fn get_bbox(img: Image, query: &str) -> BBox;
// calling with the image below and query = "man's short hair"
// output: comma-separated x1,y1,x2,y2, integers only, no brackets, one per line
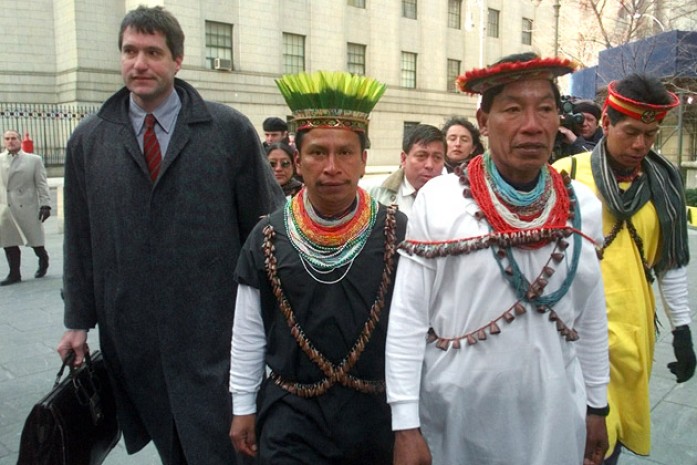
119,5,185,59
263,117,288,132
605,74,675,125
403,124,445,154
480,52,562,113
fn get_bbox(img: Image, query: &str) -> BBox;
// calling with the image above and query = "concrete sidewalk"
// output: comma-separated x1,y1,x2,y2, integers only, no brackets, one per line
0,187,160,465
1,185,696,465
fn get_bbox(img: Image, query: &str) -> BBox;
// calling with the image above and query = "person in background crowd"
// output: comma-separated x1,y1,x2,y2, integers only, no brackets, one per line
266,142,302,197
574,100,604,145
386,53,610,465
369,124,445,216
230,70,407,465
554,99,604,161
0,129,51,285
262,116,290,149
441,116,484,173
56,6,283,465
554,73,695,465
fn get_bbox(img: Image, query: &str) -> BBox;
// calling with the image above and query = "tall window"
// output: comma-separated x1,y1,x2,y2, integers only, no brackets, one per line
487,8,500,38
347,43,366,75
522,18,533,45
402,0,417,19
448,0,462,29
348,0,365,7
401,52,417,88
404,121,420,139
205,21,233,70
447,59,460,92
283,33,305,74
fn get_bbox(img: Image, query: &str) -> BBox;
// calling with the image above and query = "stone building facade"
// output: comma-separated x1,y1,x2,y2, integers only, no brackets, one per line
0,0,565,166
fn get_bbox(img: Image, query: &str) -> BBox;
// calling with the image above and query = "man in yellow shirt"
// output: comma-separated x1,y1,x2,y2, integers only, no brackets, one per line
554,73,695,464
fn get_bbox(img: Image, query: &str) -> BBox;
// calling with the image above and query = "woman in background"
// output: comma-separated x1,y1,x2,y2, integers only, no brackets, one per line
441,116,485,173
266,142,302,198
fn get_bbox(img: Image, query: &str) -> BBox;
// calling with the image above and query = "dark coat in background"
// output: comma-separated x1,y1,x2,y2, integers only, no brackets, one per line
62,79,284,464
553,126,604,162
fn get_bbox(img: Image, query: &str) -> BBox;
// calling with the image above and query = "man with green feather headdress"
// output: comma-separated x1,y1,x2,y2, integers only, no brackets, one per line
229,71,407,464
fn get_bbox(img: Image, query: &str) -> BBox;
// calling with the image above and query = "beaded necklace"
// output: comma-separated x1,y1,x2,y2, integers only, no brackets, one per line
263,205,398,397
468,153,570,248
484,153,550,207
398,157,594,351
285,187,378,281
466,154,583,305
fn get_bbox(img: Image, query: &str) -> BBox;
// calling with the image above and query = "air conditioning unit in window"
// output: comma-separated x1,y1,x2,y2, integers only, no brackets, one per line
213,58,232,71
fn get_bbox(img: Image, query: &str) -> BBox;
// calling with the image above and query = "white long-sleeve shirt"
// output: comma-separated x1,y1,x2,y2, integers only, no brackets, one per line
385,174,610,465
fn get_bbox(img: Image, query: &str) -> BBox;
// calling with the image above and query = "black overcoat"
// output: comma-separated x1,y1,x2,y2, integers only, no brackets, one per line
62,79,284,463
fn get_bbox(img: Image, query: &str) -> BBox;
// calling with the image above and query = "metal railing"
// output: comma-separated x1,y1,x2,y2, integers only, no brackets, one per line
1,103,99,166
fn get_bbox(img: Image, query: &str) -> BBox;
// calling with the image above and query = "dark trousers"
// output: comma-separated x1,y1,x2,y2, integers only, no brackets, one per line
152,423,189,465
604,442,622,465
257,397,393,465
3,246,21,278
3,245,48,277
151,423,250,465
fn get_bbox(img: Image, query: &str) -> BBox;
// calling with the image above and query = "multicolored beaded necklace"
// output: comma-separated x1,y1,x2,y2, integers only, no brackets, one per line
399,154,596,351
284,187,378,283
468,153,583,304
468,153,570,246
263,205,399,397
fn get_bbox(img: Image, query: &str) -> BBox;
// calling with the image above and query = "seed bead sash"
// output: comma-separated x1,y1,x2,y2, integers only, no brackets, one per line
400,155,597,351
263,205,398,397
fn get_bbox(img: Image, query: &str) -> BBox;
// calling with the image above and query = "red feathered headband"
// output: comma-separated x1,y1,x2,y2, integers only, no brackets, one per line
456,57,577,95
604,80,679,124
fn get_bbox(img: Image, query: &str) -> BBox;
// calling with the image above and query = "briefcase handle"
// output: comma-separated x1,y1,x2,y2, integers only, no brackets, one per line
55,350,94,385
56,350,105,425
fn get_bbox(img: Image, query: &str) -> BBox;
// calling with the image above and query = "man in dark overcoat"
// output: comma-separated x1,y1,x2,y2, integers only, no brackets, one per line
56,6,284,465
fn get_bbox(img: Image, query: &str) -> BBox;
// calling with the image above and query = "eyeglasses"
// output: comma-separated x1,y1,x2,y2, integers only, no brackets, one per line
269,160,292,169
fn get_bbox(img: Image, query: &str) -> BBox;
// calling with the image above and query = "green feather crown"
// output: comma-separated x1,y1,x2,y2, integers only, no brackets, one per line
275,71,386,133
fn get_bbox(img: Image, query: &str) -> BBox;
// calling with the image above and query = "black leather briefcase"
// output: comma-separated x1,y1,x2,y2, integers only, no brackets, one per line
17,350,121,465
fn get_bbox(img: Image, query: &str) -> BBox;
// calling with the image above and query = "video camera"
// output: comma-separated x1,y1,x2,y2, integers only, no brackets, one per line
559,95,584,134
551,96,585,162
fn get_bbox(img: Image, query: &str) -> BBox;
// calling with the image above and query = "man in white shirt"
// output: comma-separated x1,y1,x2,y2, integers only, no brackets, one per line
385,52,610,465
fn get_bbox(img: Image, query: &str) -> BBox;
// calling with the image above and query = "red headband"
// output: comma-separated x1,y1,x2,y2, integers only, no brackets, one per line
604,80,679,123
456,57,577,95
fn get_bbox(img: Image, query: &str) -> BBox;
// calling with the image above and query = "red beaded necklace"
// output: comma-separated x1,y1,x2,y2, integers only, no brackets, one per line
466,155,571,246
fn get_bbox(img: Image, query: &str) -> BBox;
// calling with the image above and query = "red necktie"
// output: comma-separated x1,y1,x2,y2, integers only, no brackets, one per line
143,114,162,182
